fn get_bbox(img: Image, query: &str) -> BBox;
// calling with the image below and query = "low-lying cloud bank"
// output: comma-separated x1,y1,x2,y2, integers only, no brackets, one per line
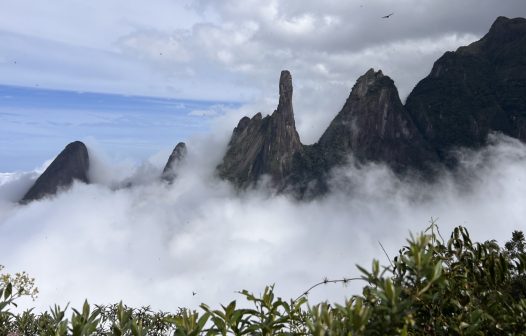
1,133,525,312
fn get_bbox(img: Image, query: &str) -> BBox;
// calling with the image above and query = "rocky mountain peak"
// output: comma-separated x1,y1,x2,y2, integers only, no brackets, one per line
457,16,526,56
317,68,438,173
162,142,187,182
21,141,90,203
274,70,297,132
406,16,526,157
486,16,526,42
353,68,385,97
278,70,293,108
217,70,302,189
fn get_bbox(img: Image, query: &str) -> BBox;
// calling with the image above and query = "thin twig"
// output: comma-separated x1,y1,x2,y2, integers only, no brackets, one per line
378,241,394,268
293,277,367,302
427,217,445,244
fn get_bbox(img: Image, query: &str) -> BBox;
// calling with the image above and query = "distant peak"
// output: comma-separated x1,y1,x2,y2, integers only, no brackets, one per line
361,68,385,81
236,116,251,131
162,142,187,182
21,140,90,203
66,141,88,151
494,16,511,22
353,68,389,97
279,70,293,106
491,16,512,29
364,68,383,77
485,16,526,43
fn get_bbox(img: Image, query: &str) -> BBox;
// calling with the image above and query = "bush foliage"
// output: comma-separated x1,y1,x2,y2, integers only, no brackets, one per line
1,223,526,335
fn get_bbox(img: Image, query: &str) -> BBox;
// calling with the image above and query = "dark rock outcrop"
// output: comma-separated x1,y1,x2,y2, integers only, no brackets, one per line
219,68,440,197
217,16,526,197
21,141,89,203
406,16,526,160
217,70,303,188
162,142,187,182
287,69,439,196
218,17,526,197
318,69,439,172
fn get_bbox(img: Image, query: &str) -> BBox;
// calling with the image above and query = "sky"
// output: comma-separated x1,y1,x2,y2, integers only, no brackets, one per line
0,85,239,171
0,0,526,315
1,0,525,168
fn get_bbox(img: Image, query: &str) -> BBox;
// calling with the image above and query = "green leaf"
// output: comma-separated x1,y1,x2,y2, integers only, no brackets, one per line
431,261,442,282
373,260,380,276
4,282,12,300
82,300,90,318
197,312,209,331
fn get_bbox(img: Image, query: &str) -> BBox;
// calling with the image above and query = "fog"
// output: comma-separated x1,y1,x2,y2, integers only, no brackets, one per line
1,117,525,313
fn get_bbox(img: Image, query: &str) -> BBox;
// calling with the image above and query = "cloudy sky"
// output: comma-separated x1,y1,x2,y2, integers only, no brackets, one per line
1,0,525,167
1,0,526,314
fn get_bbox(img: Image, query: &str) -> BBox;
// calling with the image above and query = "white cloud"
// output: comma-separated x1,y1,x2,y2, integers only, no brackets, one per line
1,134,525,312
188,104,231,117
1,0,524,105
118,31,192,63
1,0,526,315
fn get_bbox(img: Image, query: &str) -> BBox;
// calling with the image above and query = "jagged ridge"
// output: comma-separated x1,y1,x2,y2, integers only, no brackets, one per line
219,16,526,197
20,17,526,202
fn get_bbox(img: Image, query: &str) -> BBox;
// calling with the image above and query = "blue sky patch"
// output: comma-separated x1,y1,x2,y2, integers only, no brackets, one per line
0,85,240,171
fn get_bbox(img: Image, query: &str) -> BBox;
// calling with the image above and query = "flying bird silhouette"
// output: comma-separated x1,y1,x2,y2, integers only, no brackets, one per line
192,291,197,296
381,13,394,18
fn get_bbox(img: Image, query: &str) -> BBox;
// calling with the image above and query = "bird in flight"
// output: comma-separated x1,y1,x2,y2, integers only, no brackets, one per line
381,13,394,18
192,291,197,296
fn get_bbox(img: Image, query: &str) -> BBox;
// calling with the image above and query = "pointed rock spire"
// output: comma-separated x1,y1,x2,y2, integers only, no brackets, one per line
278,70,293,110
217,70,303,189
21,141,90,203
162,142,187,182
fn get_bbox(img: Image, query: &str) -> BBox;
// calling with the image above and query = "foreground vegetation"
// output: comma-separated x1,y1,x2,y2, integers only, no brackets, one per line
1,223,526,335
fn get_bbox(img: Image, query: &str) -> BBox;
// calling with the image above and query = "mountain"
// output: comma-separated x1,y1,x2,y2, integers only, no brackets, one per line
406,16,526,161
18,17,526,201
21,141,90,203
219,16,526,196
162,142,187,182
287,69,440,196
318,69,439,173
217,70,303,189
219,68,440,196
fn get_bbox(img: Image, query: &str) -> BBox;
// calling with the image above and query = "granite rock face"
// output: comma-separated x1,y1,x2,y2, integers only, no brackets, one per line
287,69,440,196
318,69,438,172
219,68,440,196
405,16,526,160
217,70,303,188
218,17,526,196
21,141,90,203
162,142,187,182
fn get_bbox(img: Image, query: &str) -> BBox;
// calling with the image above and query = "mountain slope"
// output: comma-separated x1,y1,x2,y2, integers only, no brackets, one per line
21,141,89,202
405,16,526,160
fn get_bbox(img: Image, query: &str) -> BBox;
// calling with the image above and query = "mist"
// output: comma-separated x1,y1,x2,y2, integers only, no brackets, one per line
1,126,525,313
